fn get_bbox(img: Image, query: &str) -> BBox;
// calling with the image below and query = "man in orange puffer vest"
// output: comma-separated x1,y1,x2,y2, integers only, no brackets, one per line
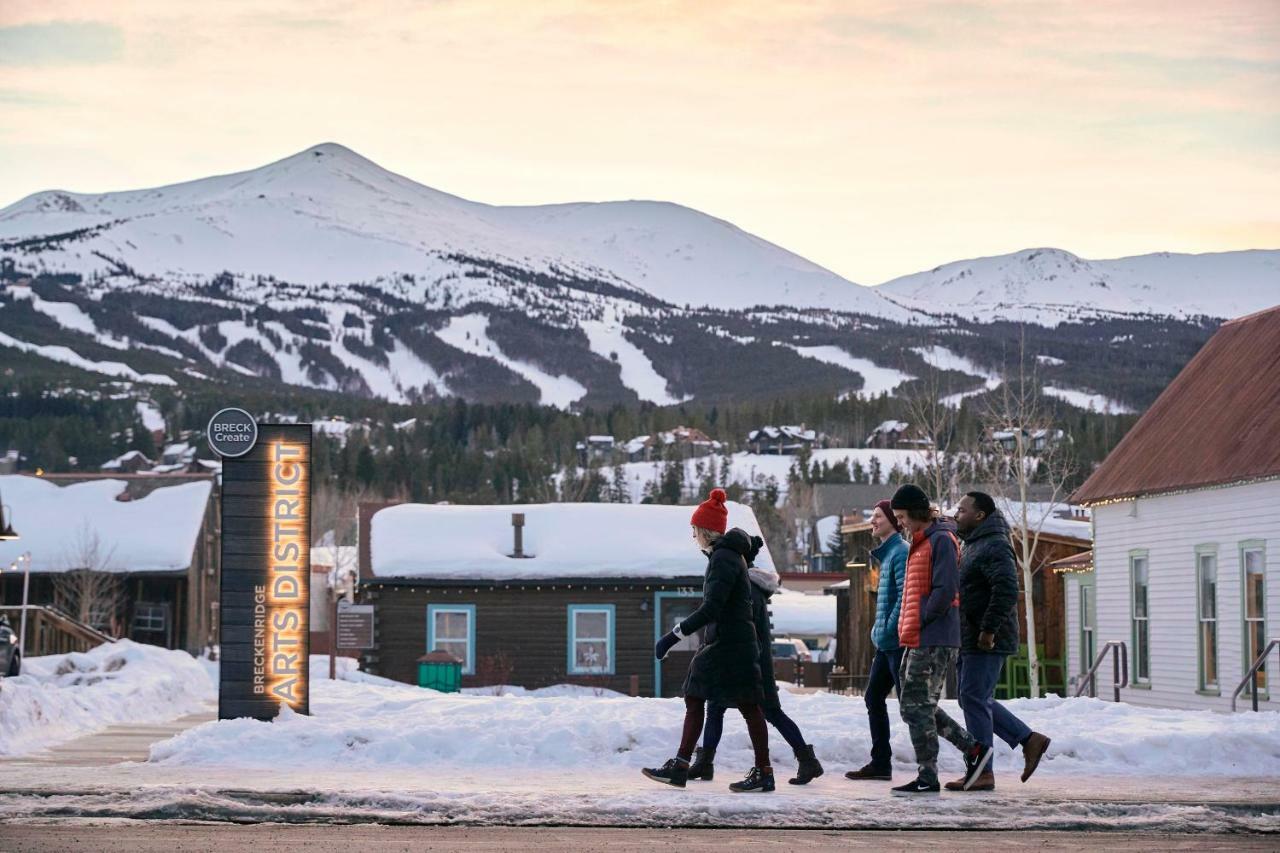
889,484,992,796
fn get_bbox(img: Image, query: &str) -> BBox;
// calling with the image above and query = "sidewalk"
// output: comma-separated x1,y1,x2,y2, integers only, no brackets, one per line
0,709,1276,833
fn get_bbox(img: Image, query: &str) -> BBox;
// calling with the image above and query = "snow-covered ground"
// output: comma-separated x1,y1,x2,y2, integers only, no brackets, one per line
3,644,1278,831
1042,385,1135,414
598,449,933,504
782,345,913,397
437,313,587,408
0,641,213,756
147,672,1280,780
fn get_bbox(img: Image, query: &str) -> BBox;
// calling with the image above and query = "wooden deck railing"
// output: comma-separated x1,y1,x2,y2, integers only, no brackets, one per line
0,605,116,657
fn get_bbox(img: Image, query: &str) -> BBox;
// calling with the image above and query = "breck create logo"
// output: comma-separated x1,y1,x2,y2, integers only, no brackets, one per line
262,439,308,708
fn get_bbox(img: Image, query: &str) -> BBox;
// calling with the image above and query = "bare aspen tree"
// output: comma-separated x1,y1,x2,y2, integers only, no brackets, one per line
900,361,961,508
53,522,124,634
979,330,1075,698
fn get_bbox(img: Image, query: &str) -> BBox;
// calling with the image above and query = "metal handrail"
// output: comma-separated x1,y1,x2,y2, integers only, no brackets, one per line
1074,640,1128,702
1231,638,1279,712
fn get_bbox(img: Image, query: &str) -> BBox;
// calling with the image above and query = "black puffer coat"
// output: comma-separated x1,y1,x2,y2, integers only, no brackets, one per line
679,528,764,706
957,511,1021,656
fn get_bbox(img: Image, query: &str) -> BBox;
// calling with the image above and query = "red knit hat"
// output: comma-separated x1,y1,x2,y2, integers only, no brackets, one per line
690,488,729,533
874,499,902,532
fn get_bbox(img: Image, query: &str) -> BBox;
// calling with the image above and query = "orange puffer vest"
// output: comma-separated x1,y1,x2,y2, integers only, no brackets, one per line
898,521,961,649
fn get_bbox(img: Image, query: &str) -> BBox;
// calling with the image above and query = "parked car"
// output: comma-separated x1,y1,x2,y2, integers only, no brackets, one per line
0,616,19,676
771,637,811,663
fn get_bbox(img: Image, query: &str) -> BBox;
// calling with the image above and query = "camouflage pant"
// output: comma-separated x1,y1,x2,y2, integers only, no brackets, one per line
899,646,975,786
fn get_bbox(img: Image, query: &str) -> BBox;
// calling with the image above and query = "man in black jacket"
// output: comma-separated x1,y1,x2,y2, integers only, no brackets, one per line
948,492,1051,791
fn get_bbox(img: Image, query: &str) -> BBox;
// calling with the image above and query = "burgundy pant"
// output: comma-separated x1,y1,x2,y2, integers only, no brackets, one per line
678,696,770,768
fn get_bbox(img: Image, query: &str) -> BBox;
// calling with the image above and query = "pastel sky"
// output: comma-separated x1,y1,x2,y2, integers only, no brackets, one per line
1,0,1276,284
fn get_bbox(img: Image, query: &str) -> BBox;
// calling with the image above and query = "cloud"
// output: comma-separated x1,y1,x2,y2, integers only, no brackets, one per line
0,21,123,66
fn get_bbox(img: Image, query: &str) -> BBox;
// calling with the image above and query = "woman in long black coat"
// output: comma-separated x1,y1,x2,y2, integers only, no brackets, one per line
641,488,774,792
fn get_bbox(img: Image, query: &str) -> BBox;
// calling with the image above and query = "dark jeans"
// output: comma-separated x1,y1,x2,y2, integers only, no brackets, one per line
703,698,807,753
866,647,903,771
957,652,1033,779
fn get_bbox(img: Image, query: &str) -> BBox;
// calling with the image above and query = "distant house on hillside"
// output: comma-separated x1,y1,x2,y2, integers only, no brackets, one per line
575,435,616,465
0,473,219,654
748,425,820,455
100,450,155,474
357,500,770,697
1070,305,1280,711
623,426,719,463
865,420,932,450
988,427,1067,454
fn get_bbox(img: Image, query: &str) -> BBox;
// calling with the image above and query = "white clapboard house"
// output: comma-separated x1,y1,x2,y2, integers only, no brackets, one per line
1067,305,1280,711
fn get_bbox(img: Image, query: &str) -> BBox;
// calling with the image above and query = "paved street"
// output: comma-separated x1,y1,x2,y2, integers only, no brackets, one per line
0,825,1277,852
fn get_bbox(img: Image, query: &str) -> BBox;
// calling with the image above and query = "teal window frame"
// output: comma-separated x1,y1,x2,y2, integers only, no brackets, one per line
427,604,476,675
1129,550,1151,686
1195,545,1219,694
1240,540,1268,700
567,604,616,675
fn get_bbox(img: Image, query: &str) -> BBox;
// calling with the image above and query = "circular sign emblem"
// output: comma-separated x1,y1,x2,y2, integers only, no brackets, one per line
207,407,258,457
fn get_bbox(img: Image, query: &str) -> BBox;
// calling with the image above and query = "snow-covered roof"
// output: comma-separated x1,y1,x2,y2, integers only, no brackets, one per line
872,420,908,434
769,589,836,636
0,475,213,573
100,450,153,470
996,500,1091,542
370,500,773,580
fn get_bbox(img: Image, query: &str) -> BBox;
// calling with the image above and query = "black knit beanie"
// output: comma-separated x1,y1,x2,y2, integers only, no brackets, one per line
891,483,931,513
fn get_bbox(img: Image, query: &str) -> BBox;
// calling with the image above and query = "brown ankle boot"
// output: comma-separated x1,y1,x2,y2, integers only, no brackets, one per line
1021,732,1051,782
945,770,994,791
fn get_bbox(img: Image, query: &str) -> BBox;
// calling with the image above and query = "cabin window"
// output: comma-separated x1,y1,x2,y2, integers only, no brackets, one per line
567,605,615,675
1130,552,1150,684
1196,549,1218,692
132,604,167,633
1242,543,1267,696
427,604,475,675
1079,577,1095,675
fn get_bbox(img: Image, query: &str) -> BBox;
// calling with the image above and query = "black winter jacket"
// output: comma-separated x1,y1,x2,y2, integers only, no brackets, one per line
679,528,764,705
957,511,1021,656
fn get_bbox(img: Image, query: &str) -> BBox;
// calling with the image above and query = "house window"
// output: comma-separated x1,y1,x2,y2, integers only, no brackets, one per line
1130,552,1150,684
1242,543,1267,696
1079,579,1095,674
132,604,167,633
427,604,475,675
1196,550,1218,691
568,605,615,675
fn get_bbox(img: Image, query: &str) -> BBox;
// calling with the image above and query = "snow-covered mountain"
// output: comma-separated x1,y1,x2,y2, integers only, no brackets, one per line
875,247,1279,323
0,142,895,317
1,143,1275,411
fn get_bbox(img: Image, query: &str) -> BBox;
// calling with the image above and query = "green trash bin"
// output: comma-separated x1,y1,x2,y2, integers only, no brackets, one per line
418,650,463,693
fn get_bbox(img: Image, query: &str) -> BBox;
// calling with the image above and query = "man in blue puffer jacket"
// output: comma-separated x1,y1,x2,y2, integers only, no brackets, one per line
846,499,909,781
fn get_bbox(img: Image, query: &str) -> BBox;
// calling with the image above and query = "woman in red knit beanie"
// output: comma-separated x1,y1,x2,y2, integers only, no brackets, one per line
642,488,775,793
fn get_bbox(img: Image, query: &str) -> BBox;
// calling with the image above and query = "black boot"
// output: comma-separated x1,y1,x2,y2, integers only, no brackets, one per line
687,747,715,781
788,744,824,785
729,766,776,793
641,757,689,788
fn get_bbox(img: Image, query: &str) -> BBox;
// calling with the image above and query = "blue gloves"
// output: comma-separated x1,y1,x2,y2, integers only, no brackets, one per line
655,630,681,660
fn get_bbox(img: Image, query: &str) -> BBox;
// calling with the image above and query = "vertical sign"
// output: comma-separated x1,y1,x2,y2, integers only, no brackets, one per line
218,422,311,720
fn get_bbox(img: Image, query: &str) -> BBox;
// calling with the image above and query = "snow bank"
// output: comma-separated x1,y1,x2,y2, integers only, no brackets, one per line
0,640,213,756
148,679,1280,780
0,475,213,573
370,500,771,579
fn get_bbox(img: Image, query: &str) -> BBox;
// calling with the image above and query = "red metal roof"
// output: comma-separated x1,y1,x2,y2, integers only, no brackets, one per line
1072,304,1280,503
